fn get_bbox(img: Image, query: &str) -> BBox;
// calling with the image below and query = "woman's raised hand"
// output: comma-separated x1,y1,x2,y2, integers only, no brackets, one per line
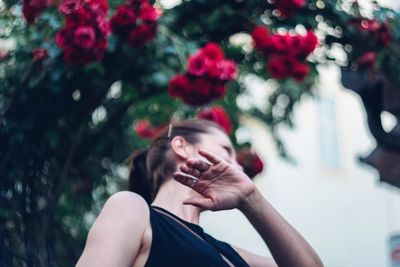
172,149,256,211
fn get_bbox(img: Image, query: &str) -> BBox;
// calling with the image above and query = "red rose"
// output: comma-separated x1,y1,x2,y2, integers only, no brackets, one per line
267,56,290,79
197,106,232,134
236,149,264,179
33,47,49,63
290,60,309,81
127,23,156,47
139,2,161,22
188,52,211,76
65,8,91,27
201,42,224,61
110,5,137,35
168,74,191,97
55,27,75,49
300,31,318,57
86,0,108,14
357,52,377,69
251,26,275,56
212,83,226,99
23,0,51,24
270,34,293,54
208,59,238,81
135,119,156,138
57,0,109,64
377,23,392,46
251,26,269,46
0,50,8,61
276,0,306,17
59,0,80,15
96,16,110,35
360,19,380,32
74,26,96,48
182,77,214,106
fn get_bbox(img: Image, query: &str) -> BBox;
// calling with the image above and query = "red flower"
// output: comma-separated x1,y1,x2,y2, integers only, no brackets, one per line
55,27,75,49
357,52,377,69
33,47,48,63
267,56,290,79
110,5,137,35
182,77,214,106
128,23,156,47
377,23,392,46
290,60,309,81
169,42,236,106
139,2,161,22
276,0,306,17
208,59,238,81
197,106,232,134
110,0,159,48
236,149,264,179
23,0,52,24
59,0,80,15
56,0,109,64
251,26,275,56
299,31,318,58
97,16,111,35
168,74,191,97
201,42,224,61
135,119,156,138
74,26,96,48
0,50,8,61
188,52,211,76
270,34,294,54
65,8,91,27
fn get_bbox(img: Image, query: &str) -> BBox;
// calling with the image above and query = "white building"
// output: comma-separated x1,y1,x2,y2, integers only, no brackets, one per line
200,65,400,267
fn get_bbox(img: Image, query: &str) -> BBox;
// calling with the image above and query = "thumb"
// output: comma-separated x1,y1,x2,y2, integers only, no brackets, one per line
183,197,214,210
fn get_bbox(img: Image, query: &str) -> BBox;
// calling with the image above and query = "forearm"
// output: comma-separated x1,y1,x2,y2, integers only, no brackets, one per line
238,188,323,267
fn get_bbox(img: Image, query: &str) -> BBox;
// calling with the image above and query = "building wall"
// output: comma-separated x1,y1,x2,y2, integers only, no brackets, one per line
200,65,400,267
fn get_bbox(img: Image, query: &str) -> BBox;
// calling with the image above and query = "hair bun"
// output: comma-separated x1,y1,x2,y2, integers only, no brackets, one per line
127,149,152,204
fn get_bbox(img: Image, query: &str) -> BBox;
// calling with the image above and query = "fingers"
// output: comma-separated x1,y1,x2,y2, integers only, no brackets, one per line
180,164,202,177
173,172,199,188
179,157,212,178
198,149,222,165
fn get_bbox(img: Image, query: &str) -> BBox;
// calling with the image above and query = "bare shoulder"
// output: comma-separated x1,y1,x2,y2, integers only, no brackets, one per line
103,191,149,216
232,246,277,267
76,191,149,266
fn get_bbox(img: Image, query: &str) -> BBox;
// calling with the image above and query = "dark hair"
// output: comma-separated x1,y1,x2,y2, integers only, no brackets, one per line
127,119,225,204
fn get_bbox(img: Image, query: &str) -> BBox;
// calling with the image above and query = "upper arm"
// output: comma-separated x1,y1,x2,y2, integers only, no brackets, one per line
76,191,149,267
233,246,277,267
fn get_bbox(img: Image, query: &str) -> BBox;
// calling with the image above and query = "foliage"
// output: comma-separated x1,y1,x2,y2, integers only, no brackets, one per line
1,0,400,266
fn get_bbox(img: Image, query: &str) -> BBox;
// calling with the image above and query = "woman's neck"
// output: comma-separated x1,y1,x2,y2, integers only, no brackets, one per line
151,178,202,224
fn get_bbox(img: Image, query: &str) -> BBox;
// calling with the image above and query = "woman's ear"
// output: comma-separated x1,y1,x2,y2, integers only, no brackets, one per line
170,136,190,160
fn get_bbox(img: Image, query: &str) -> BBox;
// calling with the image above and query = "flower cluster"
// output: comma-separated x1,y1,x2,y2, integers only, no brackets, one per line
110,0,160,48
236,149,264,179
22,0,52,24
251,26,318,82
353,19,392,47
275,0,306,18
33,47,49,64
357,52,377,70
134,119,166,139
55,0,110,64
168,43,238,106
197,106,232,134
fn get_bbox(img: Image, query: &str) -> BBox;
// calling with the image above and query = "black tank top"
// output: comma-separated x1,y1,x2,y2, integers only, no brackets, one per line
144,206,250,267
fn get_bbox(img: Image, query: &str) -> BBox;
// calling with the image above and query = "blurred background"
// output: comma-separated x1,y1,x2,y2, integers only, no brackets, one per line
1,0,400,266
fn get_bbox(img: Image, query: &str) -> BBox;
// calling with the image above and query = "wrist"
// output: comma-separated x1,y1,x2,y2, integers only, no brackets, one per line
238,184,262,214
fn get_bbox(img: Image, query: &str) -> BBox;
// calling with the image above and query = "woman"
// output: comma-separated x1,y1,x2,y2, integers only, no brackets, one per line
76,119,323,267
